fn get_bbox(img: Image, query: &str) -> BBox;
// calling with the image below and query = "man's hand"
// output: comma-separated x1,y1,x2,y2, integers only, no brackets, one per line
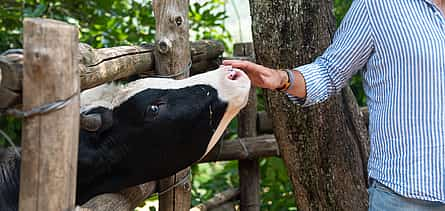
223,60,288,90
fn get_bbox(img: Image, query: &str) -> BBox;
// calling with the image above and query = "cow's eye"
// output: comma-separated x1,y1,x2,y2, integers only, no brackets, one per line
149,105,159,113
146,105,160,115
144,103,163,120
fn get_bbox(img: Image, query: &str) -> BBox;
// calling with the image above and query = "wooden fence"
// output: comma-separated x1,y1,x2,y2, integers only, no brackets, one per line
0,1,281,210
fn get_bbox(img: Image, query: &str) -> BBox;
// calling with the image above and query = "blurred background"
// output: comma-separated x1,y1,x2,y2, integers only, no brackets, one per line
0,1,361,210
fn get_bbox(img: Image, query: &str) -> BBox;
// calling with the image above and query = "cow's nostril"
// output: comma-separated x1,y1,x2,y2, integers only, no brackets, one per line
227,71,240,80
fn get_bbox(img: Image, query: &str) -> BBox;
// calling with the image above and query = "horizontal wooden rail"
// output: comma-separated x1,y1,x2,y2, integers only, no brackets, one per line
0,40,224,109
200,134,279,163
190,188,240,211
78,182,157,211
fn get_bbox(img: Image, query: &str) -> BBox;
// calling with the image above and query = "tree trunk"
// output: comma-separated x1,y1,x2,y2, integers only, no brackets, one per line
249,1,370,210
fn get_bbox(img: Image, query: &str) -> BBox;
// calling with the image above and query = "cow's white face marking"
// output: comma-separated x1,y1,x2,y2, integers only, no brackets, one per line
80,67,251,158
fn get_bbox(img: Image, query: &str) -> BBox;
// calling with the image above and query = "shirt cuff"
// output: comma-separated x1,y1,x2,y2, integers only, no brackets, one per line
286,61,329,106
286,93,306,105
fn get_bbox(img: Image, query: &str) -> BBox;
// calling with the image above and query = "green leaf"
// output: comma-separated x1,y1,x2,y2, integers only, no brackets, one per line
31,3,47,17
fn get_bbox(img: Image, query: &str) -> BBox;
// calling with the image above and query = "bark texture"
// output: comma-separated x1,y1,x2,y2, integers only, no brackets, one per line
249,1,370,210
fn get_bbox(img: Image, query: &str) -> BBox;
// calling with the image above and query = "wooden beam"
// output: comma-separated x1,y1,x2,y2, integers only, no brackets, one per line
233,43,261,211
190,188,240,211
19,18,79,211
0,52,23,108
0,40,223,109
80,40,222,89
78,43,154,90
200,135,279,163
153,0,192,210
257,111,273,134
79,182,157,211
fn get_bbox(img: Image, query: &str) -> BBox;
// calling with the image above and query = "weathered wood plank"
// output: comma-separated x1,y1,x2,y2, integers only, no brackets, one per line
207,202,236,211
234,43,261,211
0,88,20,108
78,43,154,90
190,40,224,75
257,111,273,134
0,53,22,91
200,135,279,163
190,188,240,211
0,52,23,108
19,18,79,211
0,40,223,109
79,181,157,211
154,0,192,210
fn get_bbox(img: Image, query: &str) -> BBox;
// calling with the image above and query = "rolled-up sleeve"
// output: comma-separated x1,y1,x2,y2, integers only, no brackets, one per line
288,0,373,106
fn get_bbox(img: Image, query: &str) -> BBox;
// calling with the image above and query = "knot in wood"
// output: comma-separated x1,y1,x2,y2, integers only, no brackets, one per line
183,181,191,192
32,50,48,61
174,16,183,26
157,38,172,54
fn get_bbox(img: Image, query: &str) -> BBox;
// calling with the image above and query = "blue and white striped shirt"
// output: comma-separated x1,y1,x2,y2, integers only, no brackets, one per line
288,0,445,202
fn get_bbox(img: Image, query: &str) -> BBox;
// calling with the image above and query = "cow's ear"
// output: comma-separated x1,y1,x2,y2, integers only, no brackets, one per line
80,107,113,132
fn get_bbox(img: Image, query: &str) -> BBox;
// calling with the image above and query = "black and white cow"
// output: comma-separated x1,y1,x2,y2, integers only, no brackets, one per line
0,67,250,211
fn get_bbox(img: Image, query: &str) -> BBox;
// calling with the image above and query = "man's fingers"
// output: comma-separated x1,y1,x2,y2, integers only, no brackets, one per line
222,60,238,65
223,60,253,72
231,62,249,71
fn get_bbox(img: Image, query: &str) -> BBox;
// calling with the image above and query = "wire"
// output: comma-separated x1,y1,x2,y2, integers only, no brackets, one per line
1,93,78,118
158,172,192,196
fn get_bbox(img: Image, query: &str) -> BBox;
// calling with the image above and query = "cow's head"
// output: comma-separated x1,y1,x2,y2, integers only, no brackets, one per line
76,67,250,203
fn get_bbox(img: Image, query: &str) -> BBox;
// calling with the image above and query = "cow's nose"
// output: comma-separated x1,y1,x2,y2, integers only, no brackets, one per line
225,68,248,82
227,69,241,80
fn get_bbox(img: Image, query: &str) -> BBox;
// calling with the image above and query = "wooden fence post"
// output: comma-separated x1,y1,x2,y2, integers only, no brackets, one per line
19,18,79,211
153,1,192,211
235,43,261,211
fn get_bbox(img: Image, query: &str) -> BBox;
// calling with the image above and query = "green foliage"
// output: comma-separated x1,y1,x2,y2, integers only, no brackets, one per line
260,157,296,210
22,0,156,48
191,161,239,206
0,0,232,51
333,0,353,26
0,1,23,51
189,0,232,51
0,116,21,147
351,74,367,106
189,157,296,210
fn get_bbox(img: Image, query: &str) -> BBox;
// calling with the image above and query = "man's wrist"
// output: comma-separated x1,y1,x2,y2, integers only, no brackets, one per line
287,69,307,99
276,69,290,91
